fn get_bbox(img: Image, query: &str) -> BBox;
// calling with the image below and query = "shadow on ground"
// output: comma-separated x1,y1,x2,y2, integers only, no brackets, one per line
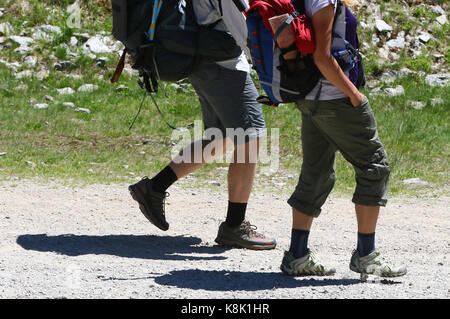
16,234,227,261
153,269,364,291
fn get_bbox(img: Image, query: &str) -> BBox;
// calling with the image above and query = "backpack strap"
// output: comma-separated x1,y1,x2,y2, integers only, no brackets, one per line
110,48,128,84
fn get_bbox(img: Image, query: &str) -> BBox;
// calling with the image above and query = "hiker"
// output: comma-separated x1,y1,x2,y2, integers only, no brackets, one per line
279,0,407,277
129,0,277,250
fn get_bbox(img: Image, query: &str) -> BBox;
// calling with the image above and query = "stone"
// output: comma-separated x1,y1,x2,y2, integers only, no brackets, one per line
69,36,78,47
430,98,443,106
57,87,75,95
418,33,432,43
409,101,426,110
32,25,62,42
54,61,72,71
44,95,54,102
62,102,75,108
0,22,14,36
25,160,36,168
436,15,448,25
375,19,392,32
9,36,34,47
431,5,445,16
14,46,32,55
386,37,405,49
425,74,449,87
384,85,405,96
33,103,49,110
82,36,113,54
15,70,33,79
77,84,99,92
74,107,91,114
402,178,429,185
24,55,38,67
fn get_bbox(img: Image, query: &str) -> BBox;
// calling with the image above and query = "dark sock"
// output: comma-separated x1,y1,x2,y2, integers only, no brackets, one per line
357,232,376,257
150,166,178,193
289,229,310,259
225,201,247,228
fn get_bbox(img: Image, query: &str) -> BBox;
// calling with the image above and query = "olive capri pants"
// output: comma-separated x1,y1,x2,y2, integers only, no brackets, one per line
288,97,390,218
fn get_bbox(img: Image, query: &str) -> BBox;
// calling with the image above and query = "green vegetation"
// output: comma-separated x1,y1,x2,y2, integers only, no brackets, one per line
0,0,448,197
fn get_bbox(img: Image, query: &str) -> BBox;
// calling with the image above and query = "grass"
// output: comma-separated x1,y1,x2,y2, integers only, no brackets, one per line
0,0,448,198
0,64,448,197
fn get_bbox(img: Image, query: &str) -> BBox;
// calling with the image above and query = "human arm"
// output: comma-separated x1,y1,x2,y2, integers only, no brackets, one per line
311,5,365,106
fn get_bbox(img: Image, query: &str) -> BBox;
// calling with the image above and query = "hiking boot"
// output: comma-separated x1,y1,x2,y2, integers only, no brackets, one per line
280,250,336,276
215,220,276,250
128,177,169,231
349,250,407,277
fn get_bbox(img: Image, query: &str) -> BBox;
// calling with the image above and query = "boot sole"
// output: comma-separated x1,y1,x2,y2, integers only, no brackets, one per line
214,237,276,250
129,184,169,231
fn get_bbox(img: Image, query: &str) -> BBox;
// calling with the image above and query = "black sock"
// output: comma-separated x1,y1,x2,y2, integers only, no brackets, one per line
225,201,247,228
289,229,310,259
357,232,376,257
150,166,178,193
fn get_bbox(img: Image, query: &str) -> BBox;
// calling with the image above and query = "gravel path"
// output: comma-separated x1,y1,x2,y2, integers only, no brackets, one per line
0,180,448,299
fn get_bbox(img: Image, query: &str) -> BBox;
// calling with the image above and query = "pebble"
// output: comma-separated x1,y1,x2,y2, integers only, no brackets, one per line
74,108,91,114
33,103,49,109
78,84,99,92
57,88,75,95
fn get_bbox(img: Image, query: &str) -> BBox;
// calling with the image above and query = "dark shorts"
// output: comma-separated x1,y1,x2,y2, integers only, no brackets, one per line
188,62,266,145
288,97,390,217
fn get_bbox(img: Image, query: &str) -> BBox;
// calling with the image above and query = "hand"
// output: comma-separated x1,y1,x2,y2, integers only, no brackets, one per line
350,93,366,107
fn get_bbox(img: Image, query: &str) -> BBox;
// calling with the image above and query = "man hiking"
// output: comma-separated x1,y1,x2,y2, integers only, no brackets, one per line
129,0,276,250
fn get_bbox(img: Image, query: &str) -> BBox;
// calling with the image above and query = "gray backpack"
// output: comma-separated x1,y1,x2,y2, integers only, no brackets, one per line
111,0,242,93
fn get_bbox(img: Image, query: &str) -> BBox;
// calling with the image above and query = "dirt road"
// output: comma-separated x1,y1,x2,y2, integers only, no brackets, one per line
0,181,448,299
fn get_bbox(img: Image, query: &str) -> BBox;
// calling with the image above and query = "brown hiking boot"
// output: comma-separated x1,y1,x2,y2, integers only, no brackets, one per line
129,177,169,231
215,220,276,250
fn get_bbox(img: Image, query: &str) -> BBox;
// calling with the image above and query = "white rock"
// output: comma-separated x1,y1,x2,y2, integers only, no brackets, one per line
386,37,405,49
70,36,78,46
409,101,426,110
430,98,443,106
77,84,99,92
74,107,91,114
14,46,32,55
371,34,380,46
0,152,6,156
0,59,21,71
82,36,113,54
375,19,392,32
33,103,49,109
62,102,75,108
418,33,432,43
9,36,34,47
15,70,33,79
0,22,14,36
378,47,389,60
57,87,75,95
431,5,445,16
24,55,38,67
32,25,62,42
425,74,449,87
402,178,429,185
436,15,448,25
384,85,405,97
44,95,54,102
25,160,36,168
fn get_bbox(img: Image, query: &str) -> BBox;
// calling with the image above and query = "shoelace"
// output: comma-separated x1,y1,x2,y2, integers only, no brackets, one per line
239,221,265,238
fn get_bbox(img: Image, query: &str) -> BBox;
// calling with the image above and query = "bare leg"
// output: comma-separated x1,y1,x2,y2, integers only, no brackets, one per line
292,207,314,230
355,204,380,233
228,137,261,203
